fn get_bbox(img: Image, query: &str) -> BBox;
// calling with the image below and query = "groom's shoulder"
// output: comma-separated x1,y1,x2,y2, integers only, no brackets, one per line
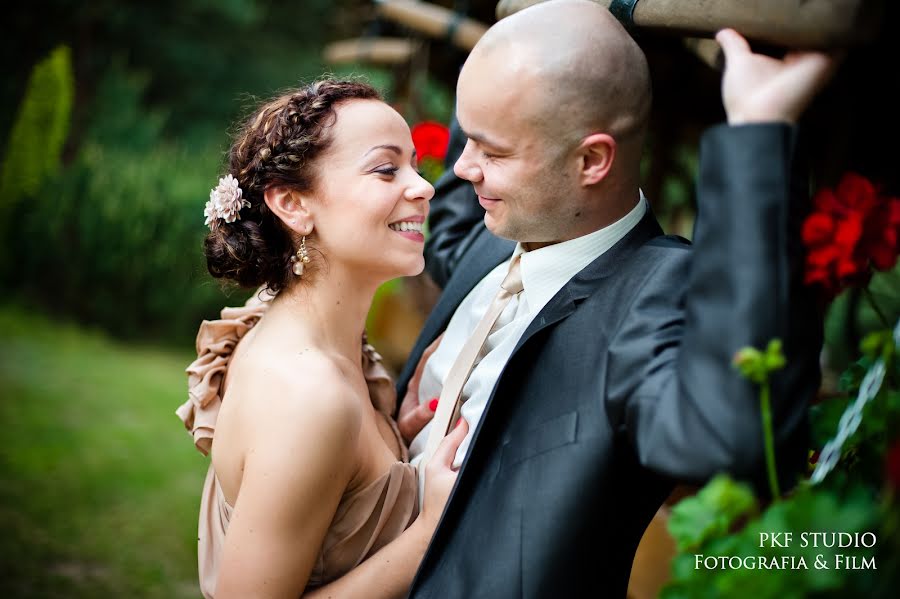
631,232,692,271
644,233,692,252
584,233,692,305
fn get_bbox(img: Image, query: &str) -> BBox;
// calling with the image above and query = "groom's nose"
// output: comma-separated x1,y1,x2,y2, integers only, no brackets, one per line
453,140,483,183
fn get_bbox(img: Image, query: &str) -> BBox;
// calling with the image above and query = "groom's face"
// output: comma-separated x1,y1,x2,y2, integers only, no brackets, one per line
453,52,581,248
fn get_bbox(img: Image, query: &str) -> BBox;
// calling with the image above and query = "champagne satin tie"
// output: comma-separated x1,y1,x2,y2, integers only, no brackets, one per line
418,255,524,476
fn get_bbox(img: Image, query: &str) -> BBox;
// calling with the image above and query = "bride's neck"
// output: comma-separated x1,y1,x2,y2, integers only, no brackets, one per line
265,263,380,361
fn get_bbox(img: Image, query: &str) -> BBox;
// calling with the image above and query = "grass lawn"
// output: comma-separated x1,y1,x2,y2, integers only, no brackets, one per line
0,305,207,598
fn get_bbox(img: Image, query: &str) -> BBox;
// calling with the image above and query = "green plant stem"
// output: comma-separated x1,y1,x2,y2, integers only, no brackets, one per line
863,286,890,328
760,381,781,499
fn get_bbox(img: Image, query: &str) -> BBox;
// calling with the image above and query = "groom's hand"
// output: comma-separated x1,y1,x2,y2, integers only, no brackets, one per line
398,334,444,444
716,28,842,125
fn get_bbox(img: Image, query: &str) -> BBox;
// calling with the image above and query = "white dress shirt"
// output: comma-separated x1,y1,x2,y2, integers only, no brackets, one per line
409,196,647,500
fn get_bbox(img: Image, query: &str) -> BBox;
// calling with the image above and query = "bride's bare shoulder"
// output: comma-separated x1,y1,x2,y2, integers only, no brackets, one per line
227,347,362,442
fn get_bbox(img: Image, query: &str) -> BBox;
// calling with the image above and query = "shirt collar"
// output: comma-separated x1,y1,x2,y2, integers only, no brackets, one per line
515,194,647,312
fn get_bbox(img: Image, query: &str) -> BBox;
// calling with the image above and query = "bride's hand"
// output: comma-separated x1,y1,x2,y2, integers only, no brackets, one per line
419,418,469,530
398,334,444,443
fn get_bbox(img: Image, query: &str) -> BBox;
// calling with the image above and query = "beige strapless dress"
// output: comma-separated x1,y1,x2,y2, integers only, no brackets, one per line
176,291,418,598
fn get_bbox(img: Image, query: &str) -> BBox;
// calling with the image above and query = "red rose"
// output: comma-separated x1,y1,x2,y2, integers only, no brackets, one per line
887,439,900,492
801,173,900,299
411,121,450,162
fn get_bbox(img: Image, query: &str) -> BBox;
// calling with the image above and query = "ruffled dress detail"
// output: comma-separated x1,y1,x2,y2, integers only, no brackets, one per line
176,291,418,598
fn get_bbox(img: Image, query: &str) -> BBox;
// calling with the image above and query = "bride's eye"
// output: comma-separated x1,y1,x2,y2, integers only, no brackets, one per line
375,166,399,176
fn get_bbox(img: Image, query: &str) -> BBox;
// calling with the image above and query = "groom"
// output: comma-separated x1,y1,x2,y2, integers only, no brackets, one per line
397,1,835,596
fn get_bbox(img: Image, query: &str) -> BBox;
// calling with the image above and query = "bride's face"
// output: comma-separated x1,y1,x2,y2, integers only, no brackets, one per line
310,99,434,281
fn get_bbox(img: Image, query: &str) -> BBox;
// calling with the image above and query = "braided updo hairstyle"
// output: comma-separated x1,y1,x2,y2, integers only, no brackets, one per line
204,79,382,293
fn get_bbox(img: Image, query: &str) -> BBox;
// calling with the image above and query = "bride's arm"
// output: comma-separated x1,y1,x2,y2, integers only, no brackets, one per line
214,370,467,599
213,379,360,598
302,420,467,599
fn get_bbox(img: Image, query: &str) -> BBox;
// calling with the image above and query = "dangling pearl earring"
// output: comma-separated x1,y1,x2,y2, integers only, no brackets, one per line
290,235,310,276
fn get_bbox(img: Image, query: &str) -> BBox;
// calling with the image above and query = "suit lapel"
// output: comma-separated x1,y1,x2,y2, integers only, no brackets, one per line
396,228,515,393
449,209,666,483
511,208,665,355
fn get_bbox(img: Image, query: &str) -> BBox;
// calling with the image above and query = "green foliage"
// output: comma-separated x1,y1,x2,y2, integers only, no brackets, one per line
0,304,202,598
663,482,883,599
664,323,900,598
418,157,445,184
5,135,244,344
823,267,900,370
2,64,243,343
85,59,168,152
1,1,461,346
0,45,73,208
668,475,759,552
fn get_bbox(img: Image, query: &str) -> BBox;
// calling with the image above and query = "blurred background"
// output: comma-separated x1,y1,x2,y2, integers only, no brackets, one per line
1,1,898,597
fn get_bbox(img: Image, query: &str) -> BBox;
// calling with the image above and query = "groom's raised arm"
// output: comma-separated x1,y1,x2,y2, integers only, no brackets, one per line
605,31,836,495
423,113,486,289
605,121,821,494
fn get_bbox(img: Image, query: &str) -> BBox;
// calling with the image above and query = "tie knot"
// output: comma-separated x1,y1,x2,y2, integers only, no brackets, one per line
500,255,524,295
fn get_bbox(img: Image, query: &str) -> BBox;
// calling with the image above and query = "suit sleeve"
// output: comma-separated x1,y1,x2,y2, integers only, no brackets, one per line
424,112,486,289
604,123,822,496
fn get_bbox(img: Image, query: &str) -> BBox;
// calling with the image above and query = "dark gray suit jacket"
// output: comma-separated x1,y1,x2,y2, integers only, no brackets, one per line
397,122,822,598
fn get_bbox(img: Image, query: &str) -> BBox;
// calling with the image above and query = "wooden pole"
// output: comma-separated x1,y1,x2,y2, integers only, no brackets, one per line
374,0,489,51
323,38,419,65
495,0,883,48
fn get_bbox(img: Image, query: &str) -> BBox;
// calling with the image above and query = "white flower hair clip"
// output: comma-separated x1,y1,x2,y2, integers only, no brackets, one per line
204,174,250,230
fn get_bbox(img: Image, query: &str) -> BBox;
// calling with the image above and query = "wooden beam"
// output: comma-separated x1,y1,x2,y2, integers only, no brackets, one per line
495,0,883,48
323,37,419,65
374,0,489,51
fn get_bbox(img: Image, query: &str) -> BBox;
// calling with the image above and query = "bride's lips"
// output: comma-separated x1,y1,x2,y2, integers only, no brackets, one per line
388,214,426,243
478,195,502,210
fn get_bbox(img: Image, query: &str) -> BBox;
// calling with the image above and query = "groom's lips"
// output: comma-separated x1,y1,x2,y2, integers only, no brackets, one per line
478,194,502,210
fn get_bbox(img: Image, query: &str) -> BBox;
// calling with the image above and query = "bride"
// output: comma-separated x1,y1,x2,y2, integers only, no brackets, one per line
176,79,466,598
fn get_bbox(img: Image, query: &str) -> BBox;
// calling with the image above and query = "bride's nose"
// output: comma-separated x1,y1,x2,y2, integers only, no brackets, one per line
405,172,435,203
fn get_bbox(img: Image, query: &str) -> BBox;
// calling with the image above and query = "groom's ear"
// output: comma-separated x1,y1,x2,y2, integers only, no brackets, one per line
264,186,314,235
577,133,616,186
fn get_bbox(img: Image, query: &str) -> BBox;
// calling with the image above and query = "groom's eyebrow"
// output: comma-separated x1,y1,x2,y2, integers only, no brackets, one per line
460,128,512,153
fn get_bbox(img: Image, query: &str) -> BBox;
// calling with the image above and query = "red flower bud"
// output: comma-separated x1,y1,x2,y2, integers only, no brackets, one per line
411,121,450,162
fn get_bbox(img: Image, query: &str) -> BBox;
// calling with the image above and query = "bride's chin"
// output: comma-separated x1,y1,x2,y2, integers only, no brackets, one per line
396,256,425,278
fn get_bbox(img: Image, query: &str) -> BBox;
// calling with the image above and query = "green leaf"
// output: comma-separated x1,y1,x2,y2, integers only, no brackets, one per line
668,474,759,552
861,329,892,361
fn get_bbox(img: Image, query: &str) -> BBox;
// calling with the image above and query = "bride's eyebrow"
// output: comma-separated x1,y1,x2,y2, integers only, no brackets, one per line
364,144,402,156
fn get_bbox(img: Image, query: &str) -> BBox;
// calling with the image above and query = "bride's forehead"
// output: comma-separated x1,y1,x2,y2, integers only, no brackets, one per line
334,100,406,134
329,101,411,154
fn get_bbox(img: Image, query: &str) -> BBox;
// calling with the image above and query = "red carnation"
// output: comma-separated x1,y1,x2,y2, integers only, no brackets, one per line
411,121,450,162
801,172,900,299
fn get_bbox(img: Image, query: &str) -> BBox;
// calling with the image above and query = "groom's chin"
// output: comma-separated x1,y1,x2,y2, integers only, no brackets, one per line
482,214,503,236
483,215,516,242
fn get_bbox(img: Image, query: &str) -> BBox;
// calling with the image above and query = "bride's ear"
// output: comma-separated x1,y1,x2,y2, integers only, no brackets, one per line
264,186,314,235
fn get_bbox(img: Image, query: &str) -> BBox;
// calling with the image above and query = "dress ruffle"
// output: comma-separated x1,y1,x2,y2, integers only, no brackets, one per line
176,289,401,457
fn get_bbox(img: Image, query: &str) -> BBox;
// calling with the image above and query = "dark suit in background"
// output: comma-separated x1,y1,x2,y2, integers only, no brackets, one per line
396,121,822,598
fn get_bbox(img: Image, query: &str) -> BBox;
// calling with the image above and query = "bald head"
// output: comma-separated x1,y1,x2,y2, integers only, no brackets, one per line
463,0,651,146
